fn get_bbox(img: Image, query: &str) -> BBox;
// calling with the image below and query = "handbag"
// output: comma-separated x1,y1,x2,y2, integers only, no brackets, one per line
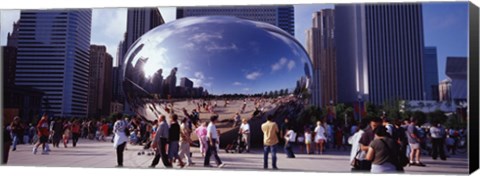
380,139,409,170
351,150,372,171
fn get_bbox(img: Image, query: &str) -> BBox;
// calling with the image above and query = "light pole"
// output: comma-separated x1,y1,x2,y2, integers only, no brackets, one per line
357,94,362,123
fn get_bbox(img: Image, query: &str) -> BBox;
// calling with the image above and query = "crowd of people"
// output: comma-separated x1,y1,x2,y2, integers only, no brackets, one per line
2,96,467,173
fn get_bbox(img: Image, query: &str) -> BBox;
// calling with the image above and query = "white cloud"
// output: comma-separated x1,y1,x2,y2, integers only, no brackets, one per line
190,32,222,43
271,57,288,71
246,71,261,80
287,60,296,70
271,57,296,72
205,43,238,52
233,82,243,86
194,72,205,79
91,8,127,65
243,88,251,92
190,71,211,87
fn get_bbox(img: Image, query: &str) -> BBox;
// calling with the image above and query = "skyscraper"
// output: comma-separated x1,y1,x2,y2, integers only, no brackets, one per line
423,47,439,100
114,8,164,103
15,10,92,118
180,77,194,88
335,4,425,105
306,9,336,107
176,6,295,36
445,56,467,102
122,8,164,65
88,45,113,118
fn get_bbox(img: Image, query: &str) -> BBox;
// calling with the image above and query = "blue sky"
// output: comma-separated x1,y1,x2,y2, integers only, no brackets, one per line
123,16,310,95
0,3,469,83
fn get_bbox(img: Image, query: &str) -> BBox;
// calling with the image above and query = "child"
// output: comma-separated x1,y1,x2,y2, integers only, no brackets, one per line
304,128,312,154
297,133,305,154
445,135,455,155
130,130,138,144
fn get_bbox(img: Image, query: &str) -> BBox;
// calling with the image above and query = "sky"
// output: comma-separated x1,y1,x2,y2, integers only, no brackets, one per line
0,3,469,82
123,16,309,95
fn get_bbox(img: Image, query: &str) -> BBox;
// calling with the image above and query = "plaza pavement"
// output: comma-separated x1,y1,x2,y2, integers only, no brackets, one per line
5,138,468,174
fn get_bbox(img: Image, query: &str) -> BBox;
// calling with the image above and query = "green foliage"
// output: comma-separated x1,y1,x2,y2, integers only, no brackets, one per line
427,110,447,124
297,105,322,127
412,111,427,126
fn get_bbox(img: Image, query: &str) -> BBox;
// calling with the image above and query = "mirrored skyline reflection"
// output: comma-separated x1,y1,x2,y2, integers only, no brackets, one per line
122,16,312,95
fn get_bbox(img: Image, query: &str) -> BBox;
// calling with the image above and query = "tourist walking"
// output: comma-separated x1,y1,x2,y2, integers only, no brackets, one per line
284,126,296,158
52,118,63,148
314,121,327,154
204,115,225,168
406,117,426,166
113,113,128,167
358,117,382,171
62,121,71,148
10,116,24,151
195,121,208,157
304,127,312,154
71,120,81,147
239,118,251,152
33,114,50,155
365,126,401,173
150,115,172,168
179,117,194,166
430,121,446,160
261,115,279,169
168,114,185,168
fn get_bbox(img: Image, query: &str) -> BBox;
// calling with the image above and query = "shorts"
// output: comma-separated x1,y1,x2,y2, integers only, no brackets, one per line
305,140,311,145
40,136,48,143
168,141,180,159
409,143,420,149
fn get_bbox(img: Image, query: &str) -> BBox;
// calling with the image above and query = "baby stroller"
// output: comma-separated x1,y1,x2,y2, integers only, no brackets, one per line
225,133,246,153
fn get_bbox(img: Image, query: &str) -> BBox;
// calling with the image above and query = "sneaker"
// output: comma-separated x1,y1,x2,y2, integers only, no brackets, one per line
12,148,16,151
41,151,49,155
204,165,214,168
218,163,226,168
33,148,37,155
115,165,123,168
415,162,426,167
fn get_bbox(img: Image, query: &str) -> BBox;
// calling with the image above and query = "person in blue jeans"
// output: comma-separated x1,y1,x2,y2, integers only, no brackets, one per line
262,115,279,169
10,116,24,151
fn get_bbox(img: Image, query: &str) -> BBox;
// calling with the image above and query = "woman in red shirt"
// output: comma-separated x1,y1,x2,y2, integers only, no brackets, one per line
71,120,81,147
33,114,50,155
101,121,109,142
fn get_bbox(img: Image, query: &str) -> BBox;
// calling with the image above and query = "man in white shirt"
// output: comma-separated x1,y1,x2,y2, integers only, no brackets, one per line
239,119,251,152
284,127,296,158
204,115,225,168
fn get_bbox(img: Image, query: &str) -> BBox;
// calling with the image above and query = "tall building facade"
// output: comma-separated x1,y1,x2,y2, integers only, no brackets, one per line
15,10,92,118
176,6,295,36
88,45,113,118
306,9,336,107
445,57,467,102
335,4,425,105
438,78,451,101
114,8,164,104
423,47,439,100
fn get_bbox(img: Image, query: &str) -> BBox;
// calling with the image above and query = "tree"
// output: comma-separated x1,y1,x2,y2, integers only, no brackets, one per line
428,110,447,124
413,111,427,126
297,105,322,128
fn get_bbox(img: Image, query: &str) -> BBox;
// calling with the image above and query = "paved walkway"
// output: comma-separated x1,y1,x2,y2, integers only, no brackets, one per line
5,138,468,174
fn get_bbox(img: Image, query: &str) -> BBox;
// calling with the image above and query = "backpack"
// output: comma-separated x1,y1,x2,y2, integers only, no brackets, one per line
380,139,409,170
